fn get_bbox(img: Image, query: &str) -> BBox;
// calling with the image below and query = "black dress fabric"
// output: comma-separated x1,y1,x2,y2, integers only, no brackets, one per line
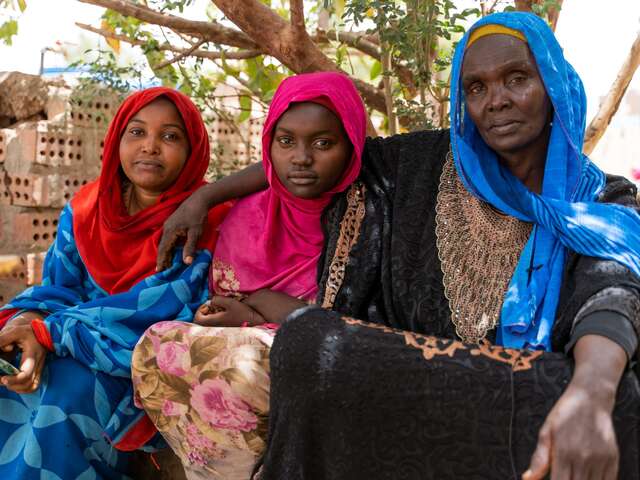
259,130,640,479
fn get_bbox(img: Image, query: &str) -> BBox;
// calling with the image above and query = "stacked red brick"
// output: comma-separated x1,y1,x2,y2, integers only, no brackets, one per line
0,73,118,303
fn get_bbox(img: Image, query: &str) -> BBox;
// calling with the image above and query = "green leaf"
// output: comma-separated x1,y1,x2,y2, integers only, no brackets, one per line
0,20,18,46
370,60,382,80
17,0,27,12
238,95,252,123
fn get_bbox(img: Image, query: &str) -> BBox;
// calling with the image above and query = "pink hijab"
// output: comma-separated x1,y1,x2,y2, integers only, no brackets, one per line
210,72,367,301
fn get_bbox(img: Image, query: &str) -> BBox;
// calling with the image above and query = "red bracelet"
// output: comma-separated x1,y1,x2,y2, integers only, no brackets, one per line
31,319,54,352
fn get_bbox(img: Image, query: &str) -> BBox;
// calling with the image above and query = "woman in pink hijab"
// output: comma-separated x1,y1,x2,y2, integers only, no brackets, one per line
131,72,367,479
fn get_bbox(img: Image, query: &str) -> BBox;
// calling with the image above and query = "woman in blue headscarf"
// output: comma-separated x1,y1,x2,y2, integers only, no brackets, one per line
155,11,640,480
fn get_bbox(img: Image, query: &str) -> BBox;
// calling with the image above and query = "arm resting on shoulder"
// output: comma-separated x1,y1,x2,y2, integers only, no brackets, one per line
157,162,268,270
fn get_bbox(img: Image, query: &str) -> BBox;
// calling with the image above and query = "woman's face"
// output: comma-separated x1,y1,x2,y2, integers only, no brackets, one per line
461,34,552,160
270,102,352,199
119,98,190,194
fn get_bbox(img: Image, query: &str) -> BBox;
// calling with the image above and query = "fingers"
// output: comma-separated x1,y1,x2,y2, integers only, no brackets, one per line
2,343,46,393
182,225,203,265
210,296,235,310
550,452,571,480
193,311,237,327
156,229,183,272
523,428,551,480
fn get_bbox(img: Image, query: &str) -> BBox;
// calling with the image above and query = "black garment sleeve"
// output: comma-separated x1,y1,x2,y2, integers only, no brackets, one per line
554,175,640,356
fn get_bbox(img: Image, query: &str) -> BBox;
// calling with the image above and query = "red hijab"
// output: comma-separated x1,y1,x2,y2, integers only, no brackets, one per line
211,72,367,300
72,87,227,294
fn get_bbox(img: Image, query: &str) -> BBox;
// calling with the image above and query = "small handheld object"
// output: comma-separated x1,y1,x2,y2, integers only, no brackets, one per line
0,357,19,376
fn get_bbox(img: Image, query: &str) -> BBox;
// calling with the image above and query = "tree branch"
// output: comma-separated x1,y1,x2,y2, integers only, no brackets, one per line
77,22,262,60
77,0,259,49
211,0,387,114
289,0,305,33
583,31,640,155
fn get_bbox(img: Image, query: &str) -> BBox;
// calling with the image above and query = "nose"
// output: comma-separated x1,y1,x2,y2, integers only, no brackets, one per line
290,143,313,166
141,134,161,154
486,83,511,112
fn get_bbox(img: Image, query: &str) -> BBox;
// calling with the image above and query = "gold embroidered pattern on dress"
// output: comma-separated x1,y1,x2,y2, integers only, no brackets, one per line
210,258,241,296
435,152,532,344
321,182,366,309
341,316,541,371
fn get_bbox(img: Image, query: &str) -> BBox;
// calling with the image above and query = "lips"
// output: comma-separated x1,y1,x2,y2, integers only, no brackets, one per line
288,171,317,185
133,159,163,171
489,120,521,135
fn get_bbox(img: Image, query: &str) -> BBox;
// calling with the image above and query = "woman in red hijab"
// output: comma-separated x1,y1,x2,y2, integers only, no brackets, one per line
0,87,229,479
131,72,367,480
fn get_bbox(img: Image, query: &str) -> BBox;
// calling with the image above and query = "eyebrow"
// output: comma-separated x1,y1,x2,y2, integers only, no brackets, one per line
129,117,186,132
274,126,336,136
462,59,532,82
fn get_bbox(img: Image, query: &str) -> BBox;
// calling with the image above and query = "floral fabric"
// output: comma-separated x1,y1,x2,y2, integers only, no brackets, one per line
132,321,275,480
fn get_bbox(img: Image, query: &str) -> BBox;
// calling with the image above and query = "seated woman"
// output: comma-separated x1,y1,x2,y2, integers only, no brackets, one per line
0,87,231,479
131,72,366,479
158,13,640,480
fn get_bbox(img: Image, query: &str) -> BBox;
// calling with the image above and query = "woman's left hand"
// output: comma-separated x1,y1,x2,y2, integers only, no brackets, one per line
0,324,48,394
524,334,625,480
523,382,618,480
194,296,264,327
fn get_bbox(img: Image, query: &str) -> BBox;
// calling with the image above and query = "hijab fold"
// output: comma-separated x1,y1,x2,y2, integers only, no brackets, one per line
212,72,366,301
450,12,640,350
72,87,224,294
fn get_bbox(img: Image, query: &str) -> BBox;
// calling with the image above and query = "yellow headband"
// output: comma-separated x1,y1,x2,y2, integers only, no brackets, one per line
466,24,527,50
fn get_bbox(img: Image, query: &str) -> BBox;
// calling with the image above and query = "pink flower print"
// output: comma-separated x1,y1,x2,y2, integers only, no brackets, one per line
186,423,215,450
190,378,258,432
157,341,191,376
151,321,189,335
162,399,187,417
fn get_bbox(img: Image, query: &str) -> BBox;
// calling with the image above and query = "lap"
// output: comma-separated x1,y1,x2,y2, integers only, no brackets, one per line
260,307,640,480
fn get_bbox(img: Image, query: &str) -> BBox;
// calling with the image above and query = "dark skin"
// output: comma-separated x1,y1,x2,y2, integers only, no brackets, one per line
462,35,624,480
193,102,350,328
0,98,192,393
158,47,627,478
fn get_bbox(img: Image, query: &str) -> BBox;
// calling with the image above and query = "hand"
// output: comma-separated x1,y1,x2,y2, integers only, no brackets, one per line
243,289,307,324
157,187,210,271
194,296,264,327
0,311,44,363
524,335,625,480
0,325,47,393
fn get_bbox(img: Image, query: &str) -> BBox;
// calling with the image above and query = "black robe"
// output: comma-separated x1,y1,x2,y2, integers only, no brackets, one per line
259,130,640,479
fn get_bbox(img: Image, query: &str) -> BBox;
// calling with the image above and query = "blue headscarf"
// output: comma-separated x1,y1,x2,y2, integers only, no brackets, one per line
450,12,640,350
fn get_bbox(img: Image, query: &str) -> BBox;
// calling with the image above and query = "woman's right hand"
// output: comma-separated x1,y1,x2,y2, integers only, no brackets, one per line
157,187,211,271
0,324,47,393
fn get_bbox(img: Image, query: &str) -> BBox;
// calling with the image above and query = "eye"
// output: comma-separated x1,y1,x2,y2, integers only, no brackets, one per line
508,73,527,86
129,127,144,137
466,82,484,96
163,131,180,141
313,139,332,149
277,136,293,147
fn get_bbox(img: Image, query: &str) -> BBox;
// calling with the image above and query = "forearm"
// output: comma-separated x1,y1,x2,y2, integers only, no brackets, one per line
198,162,267,208
571,334,627,410
244,289,307,324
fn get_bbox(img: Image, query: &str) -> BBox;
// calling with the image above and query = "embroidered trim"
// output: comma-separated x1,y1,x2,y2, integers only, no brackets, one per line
321,182,366,309
435,152,532,344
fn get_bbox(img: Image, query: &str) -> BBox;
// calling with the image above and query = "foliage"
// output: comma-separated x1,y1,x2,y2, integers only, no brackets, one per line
75,0,561,135
0,0,26,46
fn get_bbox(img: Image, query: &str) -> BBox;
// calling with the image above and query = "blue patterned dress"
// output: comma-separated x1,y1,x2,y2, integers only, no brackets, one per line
0,204,212,479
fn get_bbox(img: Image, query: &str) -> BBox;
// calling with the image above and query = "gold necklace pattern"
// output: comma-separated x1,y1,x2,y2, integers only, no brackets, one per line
435,153,532,344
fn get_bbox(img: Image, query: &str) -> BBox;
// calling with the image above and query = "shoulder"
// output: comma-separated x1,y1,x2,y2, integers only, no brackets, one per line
599,173,638,208
365,129,450,156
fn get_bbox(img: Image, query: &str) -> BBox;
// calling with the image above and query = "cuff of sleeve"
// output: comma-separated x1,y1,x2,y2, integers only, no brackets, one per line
31,319,54,352
0,309,20,329
565,311,638,360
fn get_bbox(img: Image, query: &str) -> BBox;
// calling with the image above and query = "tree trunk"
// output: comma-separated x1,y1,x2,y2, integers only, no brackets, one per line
583,31,640,155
